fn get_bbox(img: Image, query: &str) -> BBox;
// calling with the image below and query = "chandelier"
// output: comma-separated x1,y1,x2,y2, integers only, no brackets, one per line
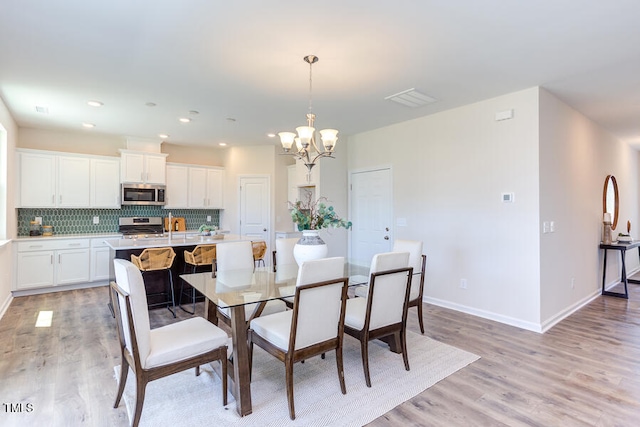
278,55,338,174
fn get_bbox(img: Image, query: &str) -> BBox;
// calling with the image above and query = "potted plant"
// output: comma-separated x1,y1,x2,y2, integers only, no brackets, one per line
288,193,352,264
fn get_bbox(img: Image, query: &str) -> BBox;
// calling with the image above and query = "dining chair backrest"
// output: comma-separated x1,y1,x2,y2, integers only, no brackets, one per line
216,241,254,271
113,258,152,367
392,240,424,300
292,257,346,350
368,251,410,329
274,238,298,270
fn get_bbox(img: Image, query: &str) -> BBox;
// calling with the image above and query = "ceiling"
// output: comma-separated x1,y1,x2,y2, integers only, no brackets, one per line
2,1,640,149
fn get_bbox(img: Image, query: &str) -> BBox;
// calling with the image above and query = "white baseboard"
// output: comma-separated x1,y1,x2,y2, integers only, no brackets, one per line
423,296,543,333
0,293,13,321
11,281,108,298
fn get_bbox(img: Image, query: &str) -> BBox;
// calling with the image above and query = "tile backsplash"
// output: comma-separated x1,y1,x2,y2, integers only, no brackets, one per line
17,206,220,236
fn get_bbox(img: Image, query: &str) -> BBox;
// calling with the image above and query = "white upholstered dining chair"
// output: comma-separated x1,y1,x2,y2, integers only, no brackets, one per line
249,257,348,420
355,239,427,333
272,237,298,272
215,241,286,326
345,251,412,387
111,259,229,427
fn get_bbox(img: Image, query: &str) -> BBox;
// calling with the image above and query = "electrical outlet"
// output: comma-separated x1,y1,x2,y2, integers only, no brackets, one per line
550,221,555,232
207,215,212,222
35,217,42,224
543,221,550,233
460,278,467,289
93,216,99,225
571,277,575,289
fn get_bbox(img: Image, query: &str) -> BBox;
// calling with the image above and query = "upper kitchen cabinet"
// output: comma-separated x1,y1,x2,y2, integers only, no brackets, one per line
119,150,167,184
188,166,224,209
17,149,121,208
165,164,189,208
18,150,90,208
90,158,121,208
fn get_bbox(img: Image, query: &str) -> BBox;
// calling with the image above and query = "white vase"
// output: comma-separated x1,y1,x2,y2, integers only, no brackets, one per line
293,230,328,265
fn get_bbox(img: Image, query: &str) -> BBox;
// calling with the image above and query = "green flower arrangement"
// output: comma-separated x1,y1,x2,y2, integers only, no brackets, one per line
289,195,352,231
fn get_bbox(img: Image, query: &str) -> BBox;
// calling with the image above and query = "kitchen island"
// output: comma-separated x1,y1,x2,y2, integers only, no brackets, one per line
105,234,256,313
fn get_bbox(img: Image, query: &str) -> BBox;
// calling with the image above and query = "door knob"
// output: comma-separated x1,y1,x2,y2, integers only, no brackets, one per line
263,228,267,232
384,236,389,240
385,227,389,232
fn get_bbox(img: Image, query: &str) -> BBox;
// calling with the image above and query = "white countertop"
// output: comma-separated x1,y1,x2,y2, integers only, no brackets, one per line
104,233,251,250
13,232,123,242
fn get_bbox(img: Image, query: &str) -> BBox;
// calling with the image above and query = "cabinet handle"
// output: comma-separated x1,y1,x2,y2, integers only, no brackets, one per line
141,172,144,181
52,195,55,204
50,255,53,264
59,195,62,204
68,243,81,247
203,198,206,206
58,254,61,264
29,245,43,249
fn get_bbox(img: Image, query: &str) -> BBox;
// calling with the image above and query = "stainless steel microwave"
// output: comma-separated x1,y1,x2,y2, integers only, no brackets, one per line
121,183,166,206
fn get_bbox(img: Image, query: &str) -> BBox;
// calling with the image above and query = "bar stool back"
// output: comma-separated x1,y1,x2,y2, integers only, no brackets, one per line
252,241,267,267
180,244,217,314
131,247,177,318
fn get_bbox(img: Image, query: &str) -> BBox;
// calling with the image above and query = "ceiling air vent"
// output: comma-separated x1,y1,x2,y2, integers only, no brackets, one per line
384,88,437,108
35,105,49,114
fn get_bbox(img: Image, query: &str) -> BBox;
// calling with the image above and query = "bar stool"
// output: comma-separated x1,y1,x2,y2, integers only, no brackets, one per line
180,244,217,314
252,241,267,268
130,247,177,318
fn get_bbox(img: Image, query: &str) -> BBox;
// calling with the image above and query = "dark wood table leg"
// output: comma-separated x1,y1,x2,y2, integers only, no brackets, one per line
230,305,252,417
602,247,630,299
601,249,608,295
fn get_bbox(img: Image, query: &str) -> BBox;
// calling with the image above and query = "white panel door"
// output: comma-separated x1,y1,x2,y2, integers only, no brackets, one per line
239,176,270,243
350,168,392,265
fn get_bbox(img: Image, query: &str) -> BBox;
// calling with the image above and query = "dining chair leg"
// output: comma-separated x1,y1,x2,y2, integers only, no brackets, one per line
195,365,200,376
361,340,372,388
336,348,346,395
113,356,129,408
221,356,228,406
132,380,148,427
285,360,296,420
401,329,410,371
417,303,425,334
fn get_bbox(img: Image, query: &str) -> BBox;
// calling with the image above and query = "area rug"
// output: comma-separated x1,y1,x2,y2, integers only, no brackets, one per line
114,331,479,426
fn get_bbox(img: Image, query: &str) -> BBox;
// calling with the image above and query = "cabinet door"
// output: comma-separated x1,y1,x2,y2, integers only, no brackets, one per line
58,156,91,207
188,167,207,208
91,158,121,208
19,152,56,207
16,251,55,289
56,249,91,285
295,158,320,186
287,165,297,203
121,152,145,183
165,165,189,208
206,169,224,208
90,247,111,281
145,154,166,184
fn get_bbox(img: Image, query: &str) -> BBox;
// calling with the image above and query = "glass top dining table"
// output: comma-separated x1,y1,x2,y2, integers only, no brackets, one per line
179,261,373,417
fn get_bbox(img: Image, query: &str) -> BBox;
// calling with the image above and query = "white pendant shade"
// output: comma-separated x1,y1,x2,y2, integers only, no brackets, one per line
319,129,338,152
296,126,314,148
278,132,296,150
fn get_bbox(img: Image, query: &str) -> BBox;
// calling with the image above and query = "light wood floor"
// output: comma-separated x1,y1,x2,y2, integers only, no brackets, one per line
1,283,639,426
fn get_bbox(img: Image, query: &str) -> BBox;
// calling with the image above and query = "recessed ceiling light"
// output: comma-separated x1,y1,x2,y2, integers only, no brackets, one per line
87,100,103,107
145,102,157,107
267,133,276,138
179,117,191,123
219,142,227,146
82,123,95,128
35,106,49,114
158,134,169,139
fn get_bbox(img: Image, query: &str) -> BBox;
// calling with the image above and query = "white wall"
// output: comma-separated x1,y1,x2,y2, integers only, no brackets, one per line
0,95,18,318
347,88,542,330
539,89,640,327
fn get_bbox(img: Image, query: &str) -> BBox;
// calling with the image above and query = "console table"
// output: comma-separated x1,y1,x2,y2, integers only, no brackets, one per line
599,241,640,299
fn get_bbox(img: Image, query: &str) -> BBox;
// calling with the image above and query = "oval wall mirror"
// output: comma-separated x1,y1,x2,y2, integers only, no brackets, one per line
603,174,619,230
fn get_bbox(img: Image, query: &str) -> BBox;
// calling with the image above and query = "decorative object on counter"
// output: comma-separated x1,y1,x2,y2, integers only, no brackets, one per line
42,225,54,236
289,193,352,265
198,224,219,236
277,55,338,180
29,220,41,236
617,222,632,242
602,213,613,245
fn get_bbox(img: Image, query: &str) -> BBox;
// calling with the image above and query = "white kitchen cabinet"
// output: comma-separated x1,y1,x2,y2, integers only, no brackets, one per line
287,165,297,203
188,166,224,209
90,238,111,282
120,150,167,184
57,156,91,207
165,164,189,208
91,158,121,208
15,239,91,290
18,149,120,208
